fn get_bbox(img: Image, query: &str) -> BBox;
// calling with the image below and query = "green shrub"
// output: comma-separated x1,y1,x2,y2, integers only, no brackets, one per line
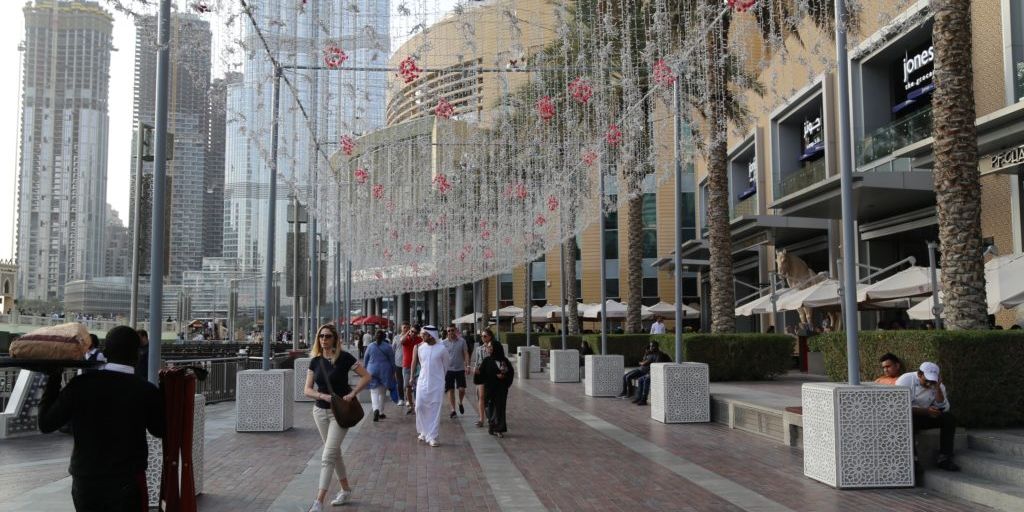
538,332,792,379
496,332,530,354
811,330,1024,428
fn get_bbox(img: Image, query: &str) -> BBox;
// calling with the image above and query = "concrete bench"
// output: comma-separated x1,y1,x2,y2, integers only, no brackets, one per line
783,406,803,448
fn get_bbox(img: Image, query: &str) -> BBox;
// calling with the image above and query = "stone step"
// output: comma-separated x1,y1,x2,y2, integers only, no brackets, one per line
924,470,1024,512
968,431,1024,458
956,451,1024,488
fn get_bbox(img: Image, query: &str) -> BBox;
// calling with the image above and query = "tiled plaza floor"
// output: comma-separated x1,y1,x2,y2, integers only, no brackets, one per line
2,372,989,511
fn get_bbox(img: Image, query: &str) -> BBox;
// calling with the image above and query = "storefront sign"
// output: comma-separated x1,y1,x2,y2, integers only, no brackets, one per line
981,143,1024,175
892,40,935,114
801,115,824,160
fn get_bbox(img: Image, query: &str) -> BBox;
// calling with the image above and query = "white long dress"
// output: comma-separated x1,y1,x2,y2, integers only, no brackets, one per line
415,341,450,443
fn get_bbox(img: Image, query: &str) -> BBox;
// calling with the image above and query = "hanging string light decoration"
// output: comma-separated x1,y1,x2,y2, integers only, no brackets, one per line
323,45,348,69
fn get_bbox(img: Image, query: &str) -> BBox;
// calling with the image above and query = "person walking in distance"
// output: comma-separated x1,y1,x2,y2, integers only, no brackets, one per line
391,321,409,406
303,324,371,511
39,326,165,511
401,324,422,415
364,330,396,422
409,325,449,447
443,326,470,419
480,340,514,438
470,329,494,427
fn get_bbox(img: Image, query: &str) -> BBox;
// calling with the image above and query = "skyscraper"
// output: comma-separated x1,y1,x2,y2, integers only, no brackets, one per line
15,0,113,301
103,204,131,278
129,13,212,284
204,72,240,259
222,0,389,276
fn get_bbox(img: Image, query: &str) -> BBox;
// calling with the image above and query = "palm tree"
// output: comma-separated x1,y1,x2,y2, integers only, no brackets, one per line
930,0,987,329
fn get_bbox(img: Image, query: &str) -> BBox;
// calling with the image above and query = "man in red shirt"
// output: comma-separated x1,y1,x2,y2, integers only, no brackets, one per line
401,324,422,414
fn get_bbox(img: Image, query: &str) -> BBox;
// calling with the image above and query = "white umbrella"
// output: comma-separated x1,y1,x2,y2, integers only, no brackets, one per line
858,266,939,303
516,304,560,323
581,300,628,319
908,254,1024,318
452,312,483,325
491,306,524,318
735,288,796,317
643,301,701,319
776,280,842,311
907,292,1001,320
546,303,596,319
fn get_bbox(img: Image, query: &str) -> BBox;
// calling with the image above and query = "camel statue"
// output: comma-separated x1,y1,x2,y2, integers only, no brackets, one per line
775,249,841,331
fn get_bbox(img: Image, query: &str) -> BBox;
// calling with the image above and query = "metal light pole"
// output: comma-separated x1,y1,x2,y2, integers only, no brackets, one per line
927,241,942,328
599,166,608,355
672,80,685,363
146,0,171,384
559,223,568,350
525,262,533,346
291,195,300,348
344,259,352,344
129,124,150,329
835,0,860,384
334,241,341,329
261,66,282,371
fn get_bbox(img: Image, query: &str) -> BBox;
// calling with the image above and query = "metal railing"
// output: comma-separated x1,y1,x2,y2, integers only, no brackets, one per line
731,193,759,218
776,158,827,199
0,314,178,336
856,105,933,166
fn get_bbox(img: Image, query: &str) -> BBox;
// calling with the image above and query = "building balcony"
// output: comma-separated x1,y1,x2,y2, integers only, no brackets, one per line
731,194,758,219
856,106,933,167
776,158,826,199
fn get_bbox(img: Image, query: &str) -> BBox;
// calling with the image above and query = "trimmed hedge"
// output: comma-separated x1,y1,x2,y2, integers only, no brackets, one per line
496,332,530,354
809,330,1024,428
537,333,792,380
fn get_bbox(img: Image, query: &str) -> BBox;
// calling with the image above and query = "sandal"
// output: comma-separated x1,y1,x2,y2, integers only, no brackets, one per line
475,420,484,427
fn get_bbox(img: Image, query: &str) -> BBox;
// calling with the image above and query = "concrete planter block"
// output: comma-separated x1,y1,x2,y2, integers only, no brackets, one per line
584,355,623,397
146,394,205,507
549,350,580,383
236,369,294,432
293,358,313,402
521,345,541,372
802,382,913,488
650,363,710,424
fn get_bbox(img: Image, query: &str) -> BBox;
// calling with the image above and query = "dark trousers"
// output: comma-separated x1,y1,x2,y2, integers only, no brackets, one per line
485,387,508,434
71,473,145,512
621,369,644,396
634,375,651,402
913,411,957,458
394,367,405,400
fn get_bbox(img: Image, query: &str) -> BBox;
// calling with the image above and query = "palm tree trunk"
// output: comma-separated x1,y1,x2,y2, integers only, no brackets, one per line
705,7,735,333
563,238,580,335
624,194,645,332
931,0,987,329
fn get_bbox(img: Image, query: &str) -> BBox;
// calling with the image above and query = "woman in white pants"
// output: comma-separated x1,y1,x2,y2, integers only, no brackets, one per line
304,323,370,511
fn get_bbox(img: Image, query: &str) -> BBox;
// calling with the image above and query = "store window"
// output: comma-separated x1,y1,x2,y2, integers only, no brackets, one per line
1009,0,1024,103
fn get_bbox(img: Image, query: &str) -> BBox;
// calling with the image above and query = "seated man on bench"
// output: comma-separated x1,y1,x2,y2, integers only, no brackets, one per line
618,344,659,399
896,362,960,472
874,353,903,385
632,344,672,406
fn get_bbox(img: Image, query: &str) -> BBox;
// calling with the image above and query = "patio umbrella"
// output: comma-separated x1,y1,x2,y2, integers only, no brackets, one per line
857,266,939,303
546,303,596,319
776,280,842,311
452,312,483,325
516,305,560,323
643,301,701,319
581,300,628,319
735,289,796,317
357,315,392,327
907,254,1024,319
491,306,524,318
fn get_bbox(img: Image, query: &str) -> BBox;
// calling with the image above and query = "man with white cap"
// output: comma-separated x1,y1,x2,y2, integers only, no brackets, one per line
896,361,960,471
409,325,450,447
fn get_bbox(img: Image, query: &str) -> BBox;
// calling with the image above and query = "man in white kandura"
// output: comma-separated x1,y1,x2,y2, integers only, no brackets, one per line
410,325,449,447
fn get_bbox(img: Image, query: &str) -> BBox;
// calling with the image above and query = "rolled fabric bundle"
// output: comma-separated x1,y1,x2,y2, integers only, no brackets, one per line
10,322,90,360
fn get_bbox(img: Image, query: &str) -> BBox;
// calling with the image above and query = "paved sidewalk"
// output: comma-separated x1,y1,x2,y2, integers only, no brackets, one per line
2,373,989,511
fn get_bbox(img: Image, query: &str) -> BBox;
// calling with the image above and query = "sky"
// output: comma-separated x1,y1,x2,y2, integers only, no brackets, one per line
0,0,458,262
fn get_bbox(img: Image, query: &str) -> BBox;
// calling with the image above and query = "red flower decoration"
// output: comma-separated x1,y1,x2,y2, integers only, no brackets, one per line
568,77,593,104
483,247,494,259
582,150,598,166
504,182,528,201
415,244,425,254
434,98,455,119
547,195,559,211
478,220,488,229
383,248,393,259
397,56,422,84
535,215,547,226
385,200,396,212
389,229,398,240
323,45,348,70
481,230,491,240
726,0,757,12
653,60,676,87
403,243,413,253
340,135,355,156
371,184,384,199
433,173,452,194
354,167,369,184
536,96,556,122
605,124,623,146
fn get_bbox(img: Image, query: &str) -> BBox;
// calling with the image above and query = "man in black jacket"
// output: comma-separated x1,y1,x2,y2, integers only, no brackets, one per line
39,325,165,512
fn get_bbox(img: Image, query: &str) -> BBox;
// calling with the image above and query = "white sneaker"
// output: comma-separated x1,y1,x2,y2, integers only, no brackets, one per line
308,501,323,512
428,440,439,447
397,400,405,406
417,434,425,442
330,490,351,506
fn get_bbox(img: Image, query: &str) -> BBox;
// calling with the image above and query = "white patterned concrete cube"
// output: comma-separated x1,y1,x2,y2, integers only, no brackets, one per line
802,382,913,488
145,394,205,507
293,358,313,402
521,345,541,372
584,355,623,397
236,369,294,432
650,363,710,424
549,350,580,383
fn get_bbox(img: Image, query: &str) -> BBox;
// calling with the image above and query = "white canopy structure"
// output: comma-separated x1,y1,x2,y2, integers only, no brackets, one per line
545,303,597,319
776,280,842,311
581,300,628,319
735,288,797,317
452,312,483,325
491,306,524,318
857,267,939,303
516,304,561,323
642,301,700,319
908,254,1024,319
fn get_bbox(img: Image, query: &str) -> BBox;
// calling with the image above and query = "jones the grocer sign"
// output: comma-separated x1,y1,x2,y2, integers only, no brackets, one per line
981,144,1024,175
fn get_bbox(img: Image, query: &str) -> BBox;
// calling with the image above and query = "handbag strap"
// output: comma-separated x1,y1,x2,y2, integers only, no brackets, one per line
315,356,339,397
